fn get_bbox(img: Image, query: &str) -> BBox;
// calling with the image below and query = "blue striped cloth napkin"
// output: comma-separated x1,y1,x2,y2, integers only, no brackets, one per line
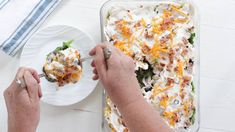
0,0,61,56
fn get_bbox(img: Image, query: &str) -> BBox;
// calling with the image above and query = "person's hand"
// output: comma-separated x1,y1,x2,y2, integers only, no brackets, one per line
3,67,42,132
89,44,143,108
90,44,172,132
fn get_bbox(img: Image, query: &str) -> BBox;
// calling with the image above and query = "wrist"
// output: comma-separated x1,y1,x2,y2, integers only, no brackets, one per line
8,121,36,132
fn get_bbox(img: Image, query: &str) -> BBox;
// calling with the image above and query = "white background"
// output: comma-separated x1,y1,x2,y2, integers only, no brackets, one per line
0,0,235,131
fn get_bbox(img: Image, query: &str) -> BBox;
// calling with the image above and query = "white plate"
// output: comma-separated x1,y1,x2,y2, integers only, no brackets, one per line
20,25,97,106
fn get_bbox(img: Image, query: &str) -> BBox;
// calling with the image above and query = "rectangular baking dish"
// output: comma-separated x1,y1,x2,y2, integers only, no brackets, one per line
100,0,200,131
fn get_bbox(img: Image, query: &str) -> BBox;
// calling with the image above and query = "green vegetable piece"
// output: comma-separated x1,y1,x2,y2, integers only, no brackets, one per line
189,108,196,125
46,40,74,58
135,60,154,88
55,47,62,52
46,52,52,59
106,11,111,20
179,3,185,8
191,82,195,93
188,33,196,45
155,59,159,64
62,40,74,50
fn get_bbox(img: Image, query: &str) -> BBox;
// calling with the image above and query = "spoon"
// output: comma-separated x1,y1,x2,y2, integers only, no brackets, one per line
39,47,111,83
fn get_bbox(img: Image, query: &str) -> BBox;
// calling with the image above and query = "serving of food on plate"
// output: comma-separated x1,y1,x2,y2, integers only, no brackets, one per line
43,40,83,88
20,25,97,106
102,1,198,132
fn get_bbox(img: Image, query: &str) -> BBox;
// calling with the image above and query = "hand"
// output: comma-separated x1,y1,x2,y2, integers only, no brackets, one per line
89,44,143,108
4,67,42,132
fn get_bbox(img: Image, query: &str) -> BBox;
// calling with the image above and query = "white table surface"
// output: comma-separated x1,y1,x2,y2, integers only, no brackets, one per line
1,0,235,132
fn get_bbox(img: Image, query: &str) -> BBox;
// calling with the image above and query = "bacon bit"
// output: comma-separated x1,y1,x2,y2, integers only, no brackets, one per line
180,92,185,99
160,63,166,67
166,78,174,86
141,43,151,54
123,128,129,132
160,34,171,44
145,31,154,39
181,49,188,56
169,33,174,47
182,76,191,86
169,49,175,64
160,17,174,32
182,37,189,45
188,26,195,32
134,21,141,29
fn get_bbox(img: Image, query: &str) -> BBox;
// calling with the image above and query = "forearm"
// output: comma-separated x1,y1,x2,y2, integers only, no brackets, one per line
107,80,172,132
119,98,172,132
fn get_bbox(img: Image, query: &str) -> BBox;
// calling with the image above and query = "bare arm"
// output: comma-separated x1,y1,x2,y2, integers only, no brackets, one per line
4,67,42,132
90,44,171,132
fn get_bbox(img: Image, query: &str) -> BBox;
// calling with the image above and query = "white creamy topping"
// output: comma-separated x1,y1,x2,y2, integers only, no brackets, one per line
104,2,196,132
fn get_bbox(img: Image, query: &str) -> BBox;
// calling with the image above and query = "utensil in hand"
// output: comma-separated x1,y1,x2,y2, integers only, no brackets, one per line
40,47,111,83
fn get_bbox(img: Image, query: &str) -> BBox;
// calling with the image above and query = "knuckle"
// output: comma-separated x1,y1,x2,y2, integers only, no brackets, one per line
18,67,25,71
3,89,11,98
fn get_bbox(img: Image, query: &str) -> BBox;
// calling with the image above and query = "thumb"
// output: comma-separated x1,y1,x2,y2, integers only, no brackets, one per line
24,71,40,99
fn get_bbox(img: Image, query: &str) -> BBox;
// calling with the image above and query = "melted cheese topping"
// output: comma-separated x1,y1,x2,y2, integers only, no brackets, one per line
104,2,196,132
44,47,82,87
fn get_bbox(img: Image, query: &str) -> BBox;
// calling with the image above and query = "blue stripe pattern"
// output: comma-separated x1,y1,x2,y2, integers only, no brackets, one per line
1,0,60,56
0,0,9,9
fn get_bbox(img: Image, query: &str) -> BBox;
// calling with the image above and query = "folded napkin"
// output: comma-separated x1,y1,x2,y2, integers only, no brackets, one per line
0,0,61,56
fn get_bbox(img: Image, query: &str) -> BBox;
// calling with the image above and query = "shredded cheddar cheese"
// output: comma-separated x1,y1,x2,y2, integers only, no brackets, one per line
104,2,196,131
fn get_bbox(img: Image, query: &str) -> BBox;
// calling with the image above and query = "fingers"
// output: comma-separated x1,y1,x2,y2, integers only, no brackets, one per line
15,67,40,86
91,60,95,67
94,46,107,79
92,68,99,80
89,43,108,56
24,71,40,99
38,86,42,98
93,68,98,74
28,68,40,83
92,74,99,80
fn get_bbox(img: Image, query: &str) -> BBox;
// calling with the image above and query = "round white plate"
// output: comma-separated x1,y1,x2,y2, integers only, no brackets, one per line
20,25,97,106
